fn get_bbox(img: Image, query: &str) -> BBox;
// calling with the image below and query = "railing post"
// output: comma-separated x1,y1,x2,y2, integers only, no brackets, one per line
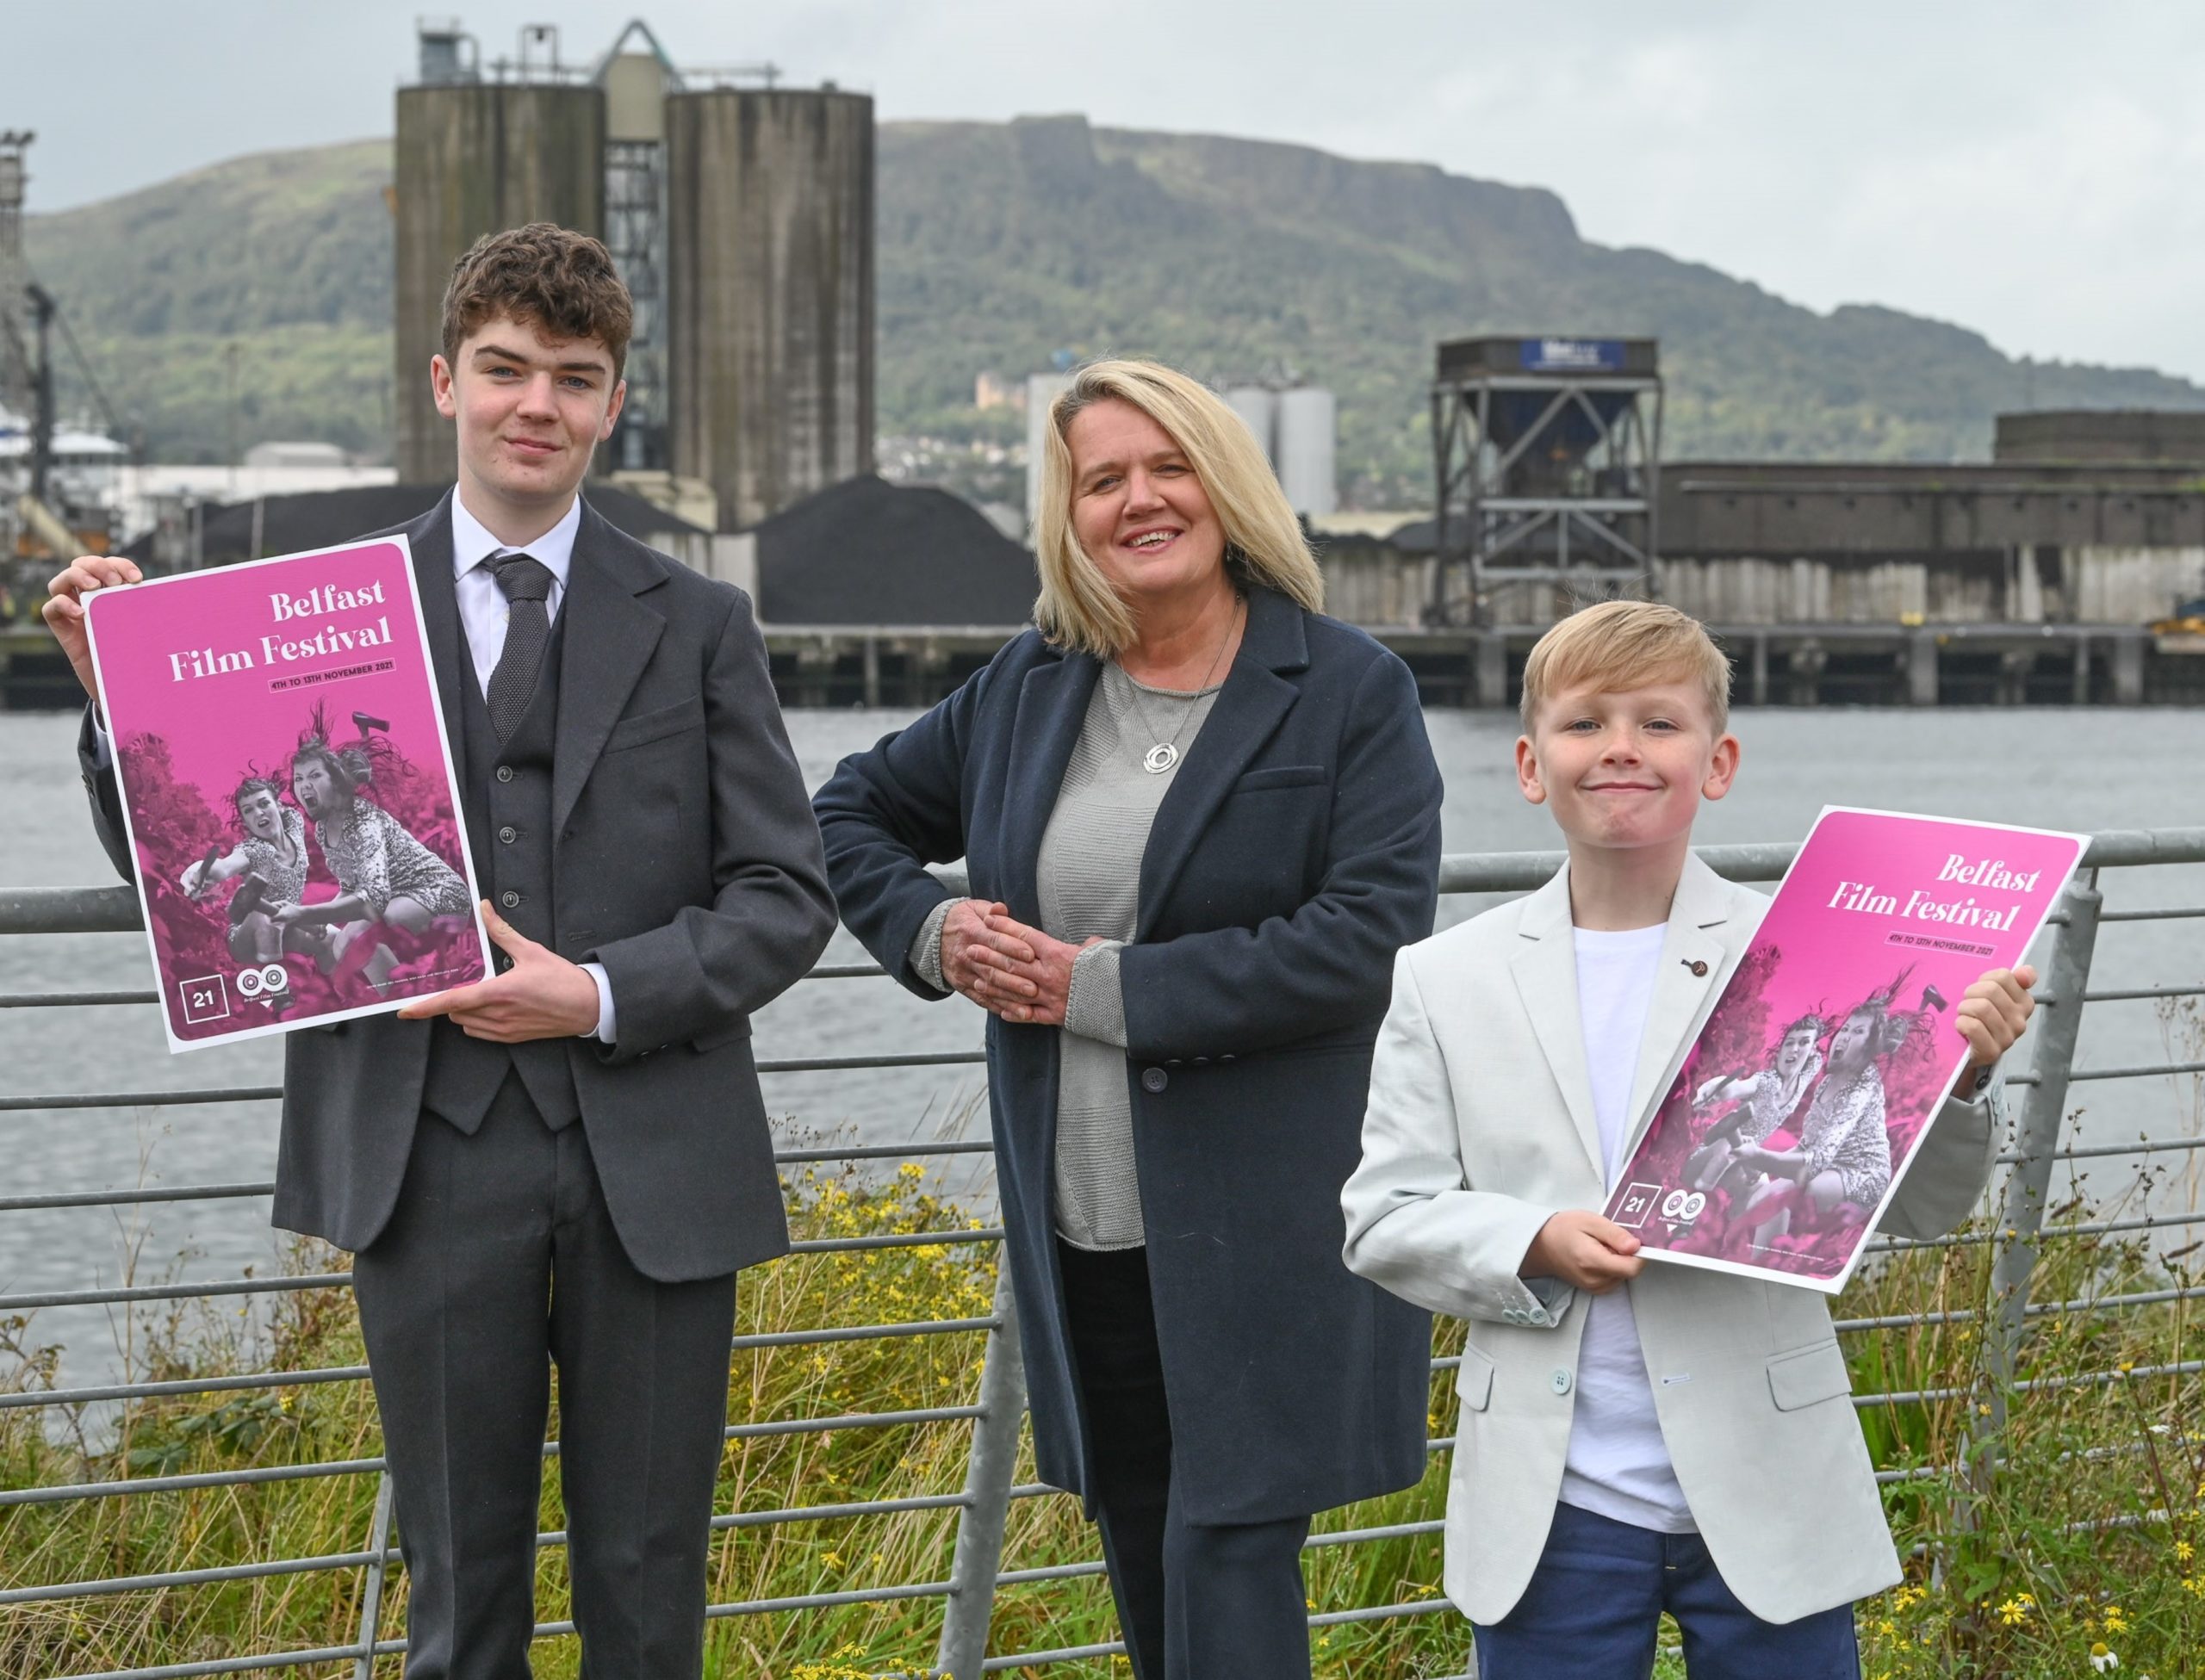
935,1264,1027,1680
352,1470,397,1679
1970,871,2102,1497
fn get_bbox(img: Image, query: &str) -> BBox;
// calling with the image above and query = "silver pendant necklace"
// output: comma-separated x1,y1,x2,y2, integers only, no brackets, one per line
1121,598,1242,774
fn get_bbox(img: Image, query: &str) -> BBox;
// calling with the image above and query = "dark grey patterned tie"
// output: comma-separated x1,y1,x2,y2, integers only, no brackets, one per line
486,553,556,741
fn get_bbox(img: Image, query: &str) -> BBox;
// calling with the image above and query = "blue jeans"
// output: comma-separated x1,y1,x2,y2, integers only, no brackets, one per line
1472,1502,1860,1680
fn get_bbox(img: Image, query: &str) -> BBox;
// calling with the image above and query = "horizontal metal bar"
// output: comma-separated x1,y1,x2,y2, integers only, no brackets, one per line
0,1455,386,1509
724,1404,987,1441
0,1362,371,1413
712,1491,971,1534
0,1321,1004,1410
3,1398,997,1507
3,1054,989,1113
0,1272,350,1312
2067,1058,2205,1083
789,1228,1003,1255
0,1181,275,1213
775,1138,994,1164
984,1641,1131,1669
0,1086,283,1113
0,989,158,1007
11,833,2204,944
50,1641,400,1680
0,1547,380,1607
0,883,141,934
1307,1518,1446,1548
2100,905,2205,922
995,1559,1110,1587
1858,1356,2205,1410
1309,1597,1457,1628
981,1596,1459,1671
1998,1133,2205,1166
0,1226,999,1311
730,1316,999,1351
0,1144,996,1215
1834,1283,2205,1335
760,1051,986,1075
1872,1207,2205,1255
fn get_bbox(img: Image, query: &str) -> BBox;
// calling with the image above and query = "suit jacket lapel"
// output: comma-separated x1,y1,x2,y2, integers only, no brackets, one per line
1509,866,1607,1184
1134,588,1302,939
552,500,666,835
408,494,468,768
997,649,1099,925
1619,853,1740,1165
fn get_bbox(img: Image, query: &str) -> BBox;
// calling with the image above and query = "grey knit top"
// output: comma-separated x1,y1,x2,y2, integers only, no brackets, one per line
910,661,1219,1249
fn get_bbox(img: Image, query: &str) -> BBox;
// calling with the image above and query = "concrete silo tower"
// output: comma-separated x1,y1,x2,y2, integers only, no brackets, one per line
392,23,606,483
664,85,874,531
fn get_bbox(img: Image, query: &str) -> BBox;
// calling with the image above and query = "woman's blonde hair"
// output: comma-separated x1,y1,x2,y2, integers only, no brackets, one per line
1033,359,1325,655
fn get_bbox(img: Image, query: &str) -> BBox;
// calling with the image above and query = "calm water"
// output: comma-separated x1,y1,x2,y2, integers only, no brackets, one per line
4,707,2202,1391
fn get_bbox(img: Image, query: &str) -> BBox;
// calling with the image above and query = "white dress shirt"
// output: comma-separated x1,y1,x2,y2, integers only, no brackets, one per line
449,490,616,1044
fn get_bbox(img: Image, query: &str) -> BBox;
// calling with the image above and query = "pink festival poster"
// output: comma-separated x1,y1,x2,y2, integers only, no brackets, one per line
1604,808,2085,1293
84,538,490,1052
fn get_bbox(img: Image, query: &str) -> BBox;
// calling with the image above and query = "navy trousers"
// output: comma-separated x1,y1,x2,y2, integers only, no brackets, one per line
1473,1501,1860,1680
1058,1241,1314,1680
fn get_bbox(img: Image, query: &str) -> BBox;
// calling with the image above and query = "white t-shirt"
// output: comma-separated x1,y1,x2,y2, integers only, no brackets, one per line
1558,924,1696,1534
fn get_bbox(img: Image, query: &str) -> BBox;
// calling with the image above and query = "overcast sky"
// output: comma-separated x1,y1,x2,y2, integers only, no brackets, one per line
8,1,2202,383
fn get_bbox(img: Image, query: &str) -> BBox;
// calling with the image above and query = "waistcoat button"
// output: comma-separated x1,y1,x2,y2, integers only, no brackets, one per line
500,890,520,909
496,765,515,783
1140,1067,1168,1094
498,826,517,844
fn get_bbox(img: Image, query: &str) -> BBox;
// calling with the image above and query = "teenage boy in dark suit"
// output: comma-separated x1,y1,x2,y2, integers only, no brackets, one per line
47,223,837,1679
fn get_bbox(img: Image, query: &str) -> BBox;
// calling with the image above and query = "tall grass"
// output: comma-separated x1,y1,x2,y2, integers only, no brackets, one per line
3,1131,2202,1678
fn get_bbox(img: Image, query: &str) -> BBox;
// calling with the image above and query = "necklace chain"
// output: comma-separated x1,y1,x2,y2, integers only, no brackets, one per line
1118,598,1242,774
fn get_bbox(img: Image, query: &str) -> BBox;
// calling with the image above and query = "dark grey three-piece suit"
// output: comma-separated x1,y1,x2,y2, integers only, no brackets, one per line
81,492,837,1677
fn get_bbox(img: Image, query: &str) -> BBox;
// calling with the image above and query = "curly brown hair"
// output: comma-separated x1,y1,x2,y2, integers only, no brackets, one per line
439,222,633,378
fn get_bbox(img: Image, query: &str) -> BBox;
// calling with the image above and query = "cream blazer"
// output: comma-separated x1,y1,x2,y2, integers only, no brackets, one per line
1340,853,2001,1626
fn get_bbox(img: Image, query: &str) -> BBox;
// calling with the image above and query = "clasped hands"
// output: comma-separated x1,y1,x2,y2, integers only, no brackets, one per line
939,898,1100,1026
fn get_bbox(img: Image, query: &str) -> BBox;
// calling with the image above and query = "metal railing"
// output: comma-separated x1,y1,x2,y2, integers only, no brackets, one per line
3,828,2203,1677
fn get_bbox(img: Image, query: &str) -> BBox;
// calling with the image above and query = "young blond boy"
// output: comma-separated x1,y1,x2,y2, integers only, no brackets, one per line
1340,602,2035,1678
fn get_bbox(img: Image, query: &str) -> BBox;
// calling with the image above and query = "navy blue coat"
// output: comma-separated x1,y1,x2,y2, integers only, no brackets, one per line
813,586,1441,1523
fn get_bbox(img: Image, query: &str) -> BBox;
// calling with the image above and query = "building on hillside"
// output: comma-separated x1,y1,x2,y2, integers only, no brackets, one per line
974,371,1025,412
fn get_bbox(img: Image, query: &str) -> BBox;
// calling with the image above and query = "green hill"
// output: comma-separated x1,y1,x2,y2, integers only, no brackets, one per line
24,121,2205,499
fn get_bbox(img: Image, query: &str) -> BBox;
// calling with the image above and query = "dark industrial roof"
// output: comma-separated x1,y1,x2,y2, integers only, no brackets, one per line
753,474,1038,627
122,482,711,567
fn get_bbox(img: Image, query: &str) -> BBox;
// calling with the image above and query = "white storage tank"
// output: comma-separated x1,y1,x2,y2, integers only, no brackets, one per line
1225,385,1278,465
1275,385,1338,518
1024,372,1073,531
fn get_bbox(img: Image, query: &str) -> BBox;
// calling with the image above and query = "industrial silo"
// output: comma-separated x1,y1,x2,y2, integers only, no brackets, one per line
1275,386,1338,517
1225,385,1278,465
664,86,873,530
392,28,606,482
1024,371,1072,532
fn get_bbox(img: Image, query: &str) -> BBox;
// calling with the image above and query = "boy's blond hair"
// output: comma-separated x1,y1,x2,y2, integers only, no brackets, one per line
1519,600,1732,733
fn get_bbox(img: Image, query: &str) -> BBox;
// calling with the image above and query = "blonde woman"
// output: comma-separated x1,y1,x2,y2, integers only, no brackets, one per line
815,360,1443,1678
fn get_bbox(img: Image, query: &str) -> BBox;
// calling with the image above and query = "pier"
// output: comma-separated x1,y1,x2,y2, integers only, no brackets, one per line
9,620,2199,712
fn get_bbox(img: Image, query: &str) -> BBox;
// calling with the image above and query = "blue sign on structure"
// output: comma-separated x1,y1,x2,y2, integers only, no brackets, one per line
1519,338,1626,373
